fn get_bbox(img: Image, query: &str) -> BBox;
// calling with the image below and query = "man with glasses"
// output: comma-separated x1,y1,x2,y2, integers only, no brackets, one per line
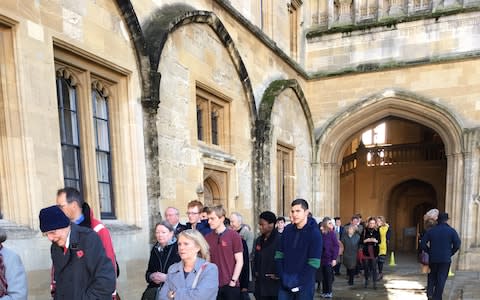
39,205,115,299
185,200,211,236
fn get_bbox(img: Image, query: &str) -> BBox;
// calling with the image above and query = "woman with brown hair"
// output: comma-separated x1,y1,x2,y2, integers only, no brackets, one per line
142,221,181,300
361,217,381,289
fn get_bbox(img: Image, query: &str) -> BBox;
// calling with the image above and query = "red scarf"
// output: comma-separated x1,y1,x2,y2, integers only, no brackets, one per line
0,244,7,296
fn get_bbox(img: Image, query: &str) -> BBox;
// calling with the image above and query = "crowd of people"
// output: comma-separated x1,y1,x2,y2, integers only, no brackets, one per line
0,187,461,300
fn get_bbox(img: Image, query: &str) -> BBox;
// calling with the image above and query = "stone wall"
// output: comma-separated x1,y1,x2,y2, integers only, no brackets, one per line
157,22,254,224
269,88,313,212
306,11,480,72
0,0,149,298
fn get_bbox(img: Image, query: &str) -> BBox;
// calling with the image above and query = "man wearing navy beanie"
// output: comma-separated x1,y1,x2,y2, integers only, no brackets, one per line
39,205,116,299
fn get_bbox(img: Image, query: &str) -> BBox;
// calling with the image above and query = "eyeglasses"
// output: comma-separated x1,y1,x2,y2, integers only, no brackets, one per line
187,212,199,215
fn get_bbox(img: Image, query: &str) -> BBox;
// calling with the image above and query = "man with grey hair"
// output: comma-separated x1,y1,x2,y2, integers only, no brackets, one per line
230,212,254,298
230,212,254,254
164,207,187,236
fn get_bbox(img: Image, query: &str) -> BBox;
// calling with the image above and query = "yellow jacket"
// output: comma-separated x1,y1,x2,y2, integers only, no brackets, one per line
378,224,390,255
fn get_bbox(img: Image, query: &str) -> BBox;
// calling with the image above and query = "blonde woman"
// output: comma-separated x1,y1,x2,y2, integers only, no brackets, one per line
158,229,219,300
376,216,391,280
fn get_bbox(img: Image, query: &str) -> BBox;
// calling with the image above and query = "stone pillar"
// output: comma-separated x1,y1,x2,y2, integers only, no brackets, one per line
317,161,340,218
443,0,461,8
458,129,480,270
328,0,336,28
338,0,354,24
254,119,273,219
389,0,406,16
141,98,162,241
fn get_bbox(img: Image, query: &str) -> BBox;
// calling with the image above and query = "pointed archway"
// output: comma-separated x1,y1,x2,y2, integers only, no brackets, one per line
315,88,463,239
255,79,315,217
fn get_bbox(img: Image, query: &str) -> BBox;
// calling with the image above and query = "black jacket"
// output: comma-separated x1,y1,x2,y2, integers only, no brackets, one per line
52,223,116,299
145,241,181,288
361,227,381,258
253,229,280,297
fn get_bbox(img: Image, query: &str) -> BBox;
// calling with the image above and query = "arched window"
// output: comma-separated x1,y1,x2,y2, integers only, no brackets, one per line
56,70,83,191
54,44,132,220
92,81,114,217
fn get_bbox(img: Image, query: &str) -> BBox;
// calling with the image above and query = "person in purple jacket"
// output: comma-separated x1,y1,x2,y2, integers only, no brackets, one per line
319,218,339,299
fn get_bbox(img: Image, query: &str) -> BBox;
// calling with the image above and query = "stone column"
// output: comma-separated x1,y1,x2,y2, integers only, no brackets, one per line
142,98,162,241
443,0,461,8
254,119,273,218
337,0,354,25
389,0,406,16
328,0,336,28
316,161,341,218
458,129,480,270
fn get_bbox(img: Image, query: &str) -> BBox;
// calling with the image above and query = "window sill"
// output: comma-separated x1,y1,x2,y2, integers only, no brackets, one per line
101,220,142,235
198,144,236,164
0,219,37,239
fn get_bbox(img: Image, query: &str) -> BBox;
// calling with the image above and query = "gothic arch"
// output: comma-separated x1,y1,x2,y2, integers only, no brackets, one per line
149,9,257,125
203,176,222,207
255,79,315,215
114,0,152,105
381,175,444,212
258,79,315,149
315,88,464,232
387,179,438,251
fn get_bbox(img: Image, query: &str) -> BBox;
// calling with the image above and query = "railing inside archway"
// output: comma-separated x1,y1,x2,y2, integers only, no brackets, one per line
340,143,446,176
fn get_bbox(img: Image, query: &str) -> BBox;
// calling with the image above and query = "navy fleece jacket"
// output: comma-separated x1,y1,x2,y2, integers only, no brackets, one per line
420,222,460,263
275,217,322,290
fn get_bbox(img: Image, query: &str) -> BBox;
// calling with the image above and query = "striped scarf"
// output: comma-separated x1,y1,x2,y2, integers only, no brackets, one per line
0,244,7,296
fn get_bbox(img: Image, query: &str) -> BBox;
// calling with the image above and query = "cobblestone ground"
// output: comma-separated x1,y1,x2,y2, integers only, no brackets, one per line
311,253,479,300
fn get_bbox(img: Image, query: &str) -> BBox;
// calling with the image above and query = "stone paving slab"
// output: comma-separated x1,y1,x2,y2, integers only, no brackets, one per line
309,254,480,300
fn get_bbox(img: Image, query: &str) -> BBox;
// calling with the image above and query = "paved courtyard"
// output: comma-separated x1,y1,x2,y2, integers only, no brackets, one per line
313,253,479,300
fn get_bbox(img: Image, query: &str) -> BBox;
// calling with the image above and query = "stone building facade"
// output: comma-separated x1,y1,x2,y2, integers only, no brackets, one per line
1,0,480,298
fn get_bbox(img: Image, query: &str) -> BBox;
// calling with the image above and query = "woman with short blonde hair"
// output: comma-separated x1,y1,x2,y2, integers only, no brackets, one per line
159,229,219,299
178,229,211,261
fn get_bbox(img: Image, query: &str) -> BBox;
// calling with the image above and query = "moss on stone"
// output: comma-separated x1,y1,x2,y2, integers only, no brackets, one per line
143,4,195,62
306,5,480,39
258,80,300,121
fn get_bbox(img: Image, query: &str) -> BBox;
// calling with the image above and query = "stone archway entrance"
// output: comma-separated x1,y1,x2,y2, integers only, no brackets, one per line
315,90,463,233
338,116,447,253
388,180,439,252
